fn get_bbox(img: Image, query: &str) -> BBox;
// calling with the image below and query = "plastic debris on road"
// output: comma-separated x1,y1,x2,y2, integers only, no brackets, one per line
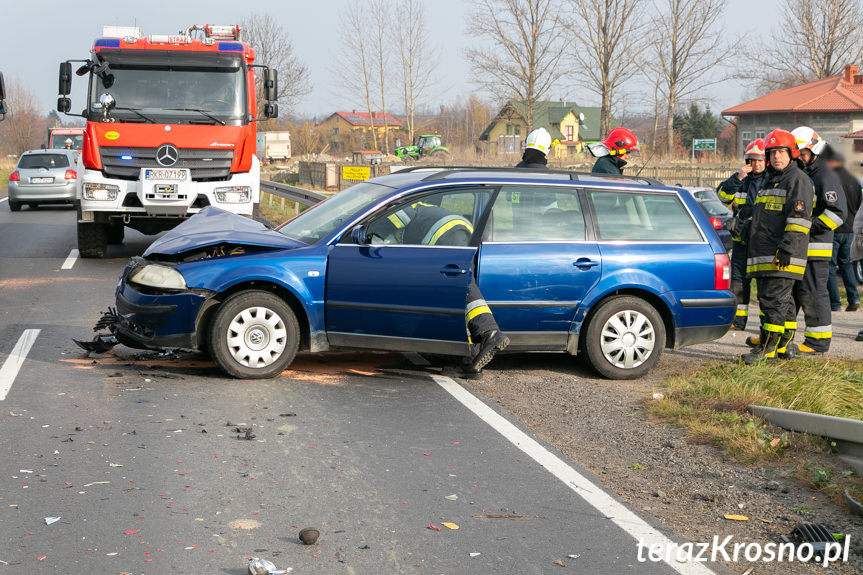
441,522,459,530
445,494,458,501
248,557,291,575
298,527,319,545
426,524,441,531
44,517,61,525
723,514,749,521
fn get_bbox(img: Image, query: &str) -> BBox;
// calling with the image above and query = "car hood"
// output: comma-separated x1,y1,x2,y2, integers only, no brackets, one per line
144,206,306,257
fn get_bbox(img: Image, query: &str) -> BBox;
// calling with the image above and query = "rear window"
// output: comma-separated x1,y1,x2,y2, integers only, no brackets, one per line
18,154,70,169
589,190,702,242
699,199,731,217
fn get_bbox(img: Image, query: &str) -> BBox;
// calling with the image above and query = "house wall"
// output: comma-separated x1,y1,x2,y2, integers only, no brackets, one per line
486,120,524,156
735,112,860,161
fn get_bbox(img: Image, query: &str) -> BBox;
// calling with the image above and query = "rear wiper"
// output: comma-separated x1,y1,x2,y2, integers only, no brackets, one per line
113,107,156,123
165,108,226,126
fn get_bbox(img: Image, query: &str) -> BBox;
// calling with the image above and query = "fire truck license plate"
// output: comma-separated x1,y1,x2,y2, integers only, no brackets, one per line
145,169,187,181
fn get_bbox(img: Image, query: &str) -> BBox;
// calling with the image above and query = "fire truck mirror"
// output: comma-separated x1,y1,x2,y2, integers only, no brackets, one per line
57,97,71,114
0,72,5,101
264,68,278,102
265,103,278,120
59,62,72,95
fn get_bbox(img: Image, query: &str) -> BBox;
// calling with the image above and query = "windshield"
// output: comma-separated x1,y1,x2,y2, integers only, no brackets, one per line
277,182,396,244
50,133,84,149
88,61,246,124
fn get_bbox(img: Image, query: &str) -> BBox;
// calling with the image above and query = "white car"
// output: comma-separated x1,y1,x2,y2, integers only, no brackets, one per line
7,149,78,211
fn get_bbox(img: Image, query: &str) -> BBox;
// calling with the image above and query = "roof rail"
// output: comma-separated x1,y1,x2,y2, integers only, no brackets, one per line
388,165,666,186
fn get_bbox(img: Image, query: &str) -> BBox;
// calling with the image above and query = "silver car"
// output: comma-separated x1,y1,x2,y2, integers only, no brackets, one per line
8,150,78,211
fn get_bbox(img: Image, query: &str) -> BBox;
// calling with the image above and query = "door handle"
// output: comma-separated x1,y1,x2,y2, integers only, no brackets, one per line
440,264,467,276
574,258,599,270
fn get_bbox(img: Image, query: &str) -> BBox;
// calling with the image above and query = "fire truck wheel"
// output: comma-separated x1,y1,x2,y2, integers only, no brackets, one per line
77,222,108,258
107,222,125,244
209,290,300,379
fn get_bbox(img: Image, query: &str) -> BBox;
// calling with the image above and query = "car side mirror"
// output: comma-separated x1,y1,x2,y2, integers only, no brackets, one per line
351,225,368,245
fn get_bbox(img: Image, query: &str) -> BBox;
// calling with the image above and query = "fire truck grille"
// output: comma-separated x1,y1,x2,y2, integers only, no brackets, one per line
100,147,235,181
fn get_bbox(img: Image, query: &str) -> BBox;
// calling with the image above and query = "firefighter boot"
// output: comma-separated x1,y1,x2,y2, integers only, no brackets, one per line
745,326,766,348
471,330,510,371
776,330,796,360
739,332,782,365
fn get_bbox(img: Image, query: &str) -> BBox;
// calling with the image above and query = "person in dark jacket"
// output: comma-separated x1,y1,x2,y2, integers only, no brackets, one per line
368,199,509,375
516,127,556,168
822,146,862,312
591,127,639,175
740,129,814,364
788,127,846,355
716,138,768,330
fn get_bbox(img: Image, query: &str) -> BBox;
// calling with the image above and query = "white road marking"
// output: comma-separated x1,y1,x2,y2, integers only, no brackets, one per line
0,197,7,203
61,249,79,270
0,329,41,401
432,374,717,575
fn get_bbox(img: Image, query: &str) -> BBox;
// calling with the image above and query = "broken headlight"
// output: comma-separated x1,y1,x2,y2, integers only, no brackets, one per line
129,264,187,290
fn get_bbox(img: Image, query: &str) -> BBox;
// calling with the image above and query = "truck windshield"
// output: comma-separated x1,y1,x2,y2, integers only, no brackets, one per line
276,182,396,245
49,133,84,149
88,63,246,124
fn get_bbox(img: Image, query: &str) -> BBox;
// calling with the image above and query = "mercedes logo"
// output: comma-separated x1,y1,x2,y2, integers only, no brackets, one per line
155,144,179,167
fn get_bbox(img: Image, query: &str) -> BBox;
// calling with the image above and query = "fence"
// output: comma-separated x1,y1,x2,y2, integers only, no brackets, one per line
298,162,393,191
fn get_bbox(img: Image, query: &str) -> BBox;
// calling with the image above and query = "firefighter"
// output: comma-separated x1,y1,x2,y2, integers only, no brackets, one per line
516,127,557,168
64,138,73,149
716,139,767,331
369,200,510,374
591,127,639,175
821,146,861,312
787,126,846,355
740,129,813,365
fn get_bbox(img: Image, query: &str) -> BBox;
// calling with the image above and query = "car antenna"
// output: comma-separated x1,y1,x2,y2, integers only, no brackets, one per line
634,146,657,177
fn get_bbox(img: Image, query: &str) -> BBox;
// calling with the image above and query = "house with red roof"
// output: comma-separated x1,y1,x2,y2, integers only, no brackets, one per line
317,110,402,153
723,65,863,168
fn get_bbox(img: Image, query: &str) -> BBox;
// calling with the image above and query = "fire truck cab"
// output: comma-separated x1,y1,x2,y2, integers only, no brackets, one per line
58,24,278,257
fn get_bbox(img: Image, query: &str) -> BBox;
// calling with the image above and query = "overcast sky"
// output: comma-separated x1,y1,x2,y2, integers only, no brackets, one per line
3,0,775,121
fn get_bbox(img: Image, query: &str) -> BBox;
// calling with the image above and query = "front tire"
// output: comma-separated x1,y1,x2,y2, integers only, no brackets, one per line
582,296,666,380
209,290,300,379
77,222,108,258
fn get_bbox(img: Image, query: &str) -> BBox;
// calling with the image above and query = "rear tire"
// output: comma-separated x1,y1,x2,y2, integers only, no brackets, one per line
77,222,108,258
209,290,300,379
582,296,666,380
107,221,125,244
855,260,863,285
8,201,21,212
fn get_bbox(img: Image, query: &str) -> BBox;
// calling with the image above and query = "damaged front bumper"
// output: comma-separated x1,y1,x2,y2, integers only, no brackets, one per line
110,261,215,350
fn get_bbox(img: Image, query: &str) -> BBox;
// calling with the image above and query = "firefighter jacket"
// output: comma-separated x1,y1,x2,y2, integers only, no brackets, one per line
834,165,862,234
746,162,813,279
716,170,767,243
371,203,473,246
804,157,846,260
591,155,626,175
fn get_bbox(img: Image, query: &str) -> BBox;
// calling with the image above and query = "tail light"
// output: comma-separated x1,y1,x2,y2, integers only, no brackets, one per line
9,170,20,182
64,169,77,180
714,253,731,290
710,217,723,230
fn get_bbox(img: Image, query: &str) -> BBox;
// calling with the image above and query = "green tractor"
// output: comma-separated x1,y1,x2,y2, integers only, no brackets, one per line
394,133,450,160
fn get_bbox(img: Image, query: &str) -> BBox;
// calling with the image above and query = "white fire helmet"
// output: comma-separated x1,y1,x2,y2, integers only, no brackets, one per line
525,127,553,155
790,126,826,156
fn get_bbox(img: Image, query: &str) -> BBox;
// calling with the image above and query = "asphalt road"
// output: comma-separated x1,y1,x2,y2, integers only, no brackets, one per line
0,192,737,575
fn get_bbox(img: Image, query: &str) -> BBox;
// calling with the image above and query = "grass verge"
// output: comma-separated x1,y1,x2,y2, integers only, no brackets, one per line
650,358,863,505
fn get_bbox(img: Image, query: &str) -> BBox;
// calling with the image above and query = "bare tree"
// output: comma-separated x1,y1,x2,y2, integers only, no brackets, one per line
289,120,324,157
239,13,312,118
0,78,48,156
465,0,570,130
749,0,863,92
566,0,646,137
334,5,379,150
370,0,392,154
646,0,730,156
396,0,436,143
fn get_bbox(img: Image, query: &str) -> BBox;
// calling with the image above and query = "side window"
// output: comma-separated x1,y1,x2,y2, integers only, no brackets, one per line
365,188,486,246
589,191,702,242
491,186,585,242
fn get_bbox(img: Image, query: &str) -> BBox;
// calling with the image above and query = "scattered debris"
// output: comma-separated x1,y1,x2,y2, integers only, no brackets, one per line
236,427,256,440
445,494,458,501
426,524,441,531
469,552,480,557
298,527,319,545
553,558,566,567
83,481,110,487
279,413,297,417
742,568,754,575
723,514,749,521
123,530,139,535
358,544,370,550
73,334,119,353
567,554,581,559
471,514,527,519
44,517,61,526
441,522,459,530
652,392,665,400
248,557,291,575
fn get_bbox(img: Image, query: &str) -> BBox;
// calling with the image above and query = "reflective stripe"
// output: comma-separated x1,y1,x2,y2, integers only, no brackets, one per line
807,248,833,258
764,323,785,333
804,327,832,339
784,321,797,330
747,255,776,266
785,217,810,229
736,304,748,311
466,305,493,322
747,262,806,275
785,224,810,233
735,309,748,317
733,197,746,205
718,188,735,201
818,210,842,229
758,188,787,199
387,214,405,229
424,216,474,245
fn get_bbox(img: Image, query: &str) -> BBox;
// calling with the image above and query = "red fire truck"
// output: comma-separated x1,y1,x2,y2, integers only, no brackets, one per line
57,24,278,257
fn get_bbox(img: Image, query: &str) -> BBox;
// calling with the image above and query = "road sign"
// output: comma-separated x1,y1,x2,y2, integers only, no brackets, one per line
692,139,716,151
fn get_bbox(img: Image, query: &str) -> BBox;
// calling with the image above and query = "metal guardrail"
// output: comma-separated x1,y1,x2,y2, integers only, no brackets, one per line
260,180,328,206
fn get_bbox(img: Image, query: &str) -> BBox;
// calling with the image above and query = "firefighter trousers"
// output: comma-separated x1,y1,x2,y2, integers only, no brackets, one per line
730,244,752,328
756,277,796,337
465,280,499,344
793,260,832,352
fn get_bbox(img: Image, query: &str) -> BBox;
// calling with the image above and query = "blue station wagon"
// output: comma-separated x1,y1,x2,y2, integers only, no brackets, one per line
105,168,735,380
